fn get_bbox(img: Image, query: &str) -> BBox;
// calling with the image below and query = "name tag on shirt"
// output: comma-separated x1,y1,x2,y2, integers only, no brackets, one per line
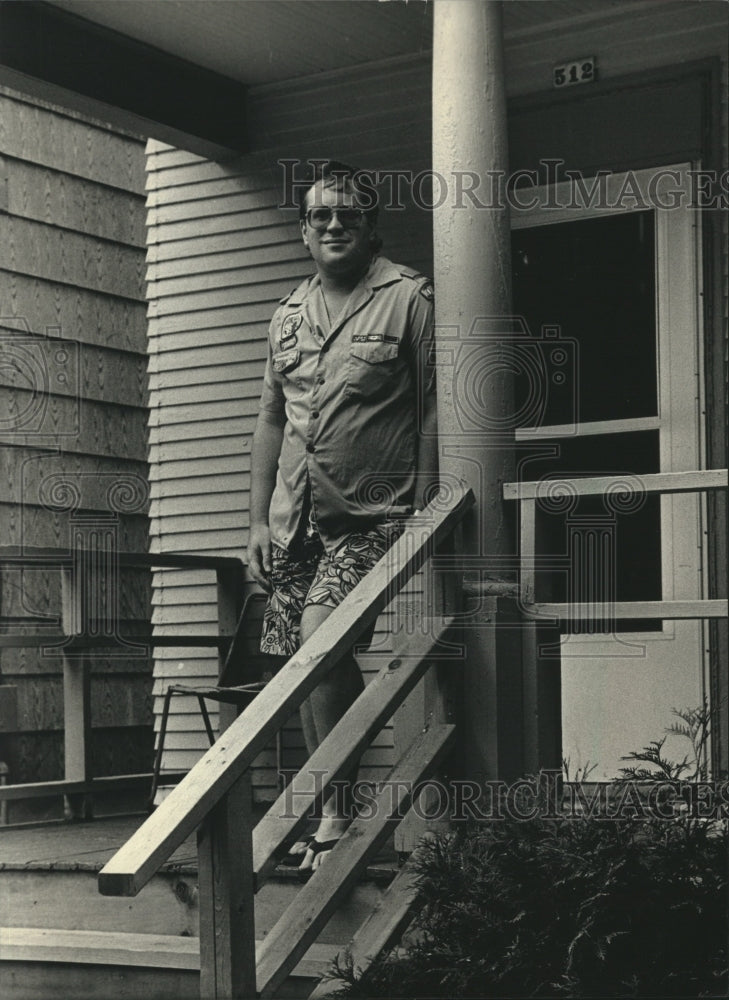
352,334,399,344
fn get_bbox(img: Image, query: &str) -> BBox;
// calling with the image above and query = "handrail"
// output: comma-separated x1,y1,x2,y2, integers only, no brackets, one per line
504,468,727,501
506,468,727,614
0,547,245,814
0,545,244,571
98,484,474,898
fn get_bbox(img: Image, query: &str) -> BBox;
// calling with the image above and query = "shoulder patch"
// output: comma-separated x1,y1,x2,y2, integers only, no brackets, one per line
419,281,434,302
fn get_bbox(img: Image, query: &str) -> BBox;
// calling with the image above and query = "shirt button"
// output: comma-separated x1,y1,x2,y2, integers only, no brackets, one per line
312,410,320,419
306,443,315,453
317,375,325,384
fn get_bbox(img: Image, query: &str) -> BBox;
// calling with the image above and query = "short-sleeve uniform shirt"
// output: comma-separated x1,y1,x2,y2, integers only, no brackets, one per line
259,255,436,553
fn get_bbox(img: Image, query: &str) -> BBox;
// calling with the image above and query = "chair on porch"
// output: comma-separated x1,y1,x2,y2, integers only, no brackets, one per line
150,592,287,805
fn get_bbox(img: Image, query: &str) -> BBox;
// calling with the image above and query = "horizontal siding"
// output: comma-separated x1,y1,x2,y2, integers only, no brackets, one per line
0,86,146,190
0,87,151,797
2,154,146,246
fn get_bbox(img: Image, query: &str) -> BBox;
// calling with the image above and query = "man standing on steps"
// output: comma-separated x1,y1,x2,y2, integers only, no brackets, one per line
247,160,438,871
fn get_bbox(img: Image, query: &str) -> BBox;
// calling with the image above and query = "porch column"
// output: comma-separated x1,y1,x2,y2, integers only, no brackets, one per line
432,0,519,783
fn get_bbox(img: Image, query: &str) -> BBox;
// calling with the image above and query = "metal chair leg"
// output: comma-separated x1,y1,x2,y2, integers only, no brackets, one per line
150,686,175,807
197,695,216,746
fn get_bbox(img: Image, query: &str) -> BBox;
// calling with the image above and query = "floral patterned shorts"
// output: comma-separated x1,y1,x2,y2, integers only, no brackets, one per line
260,521,404,657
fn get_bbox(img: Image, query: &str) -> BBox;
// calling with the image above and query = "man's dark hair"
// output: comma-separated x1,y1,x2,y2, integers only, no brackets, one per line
296,159,379,228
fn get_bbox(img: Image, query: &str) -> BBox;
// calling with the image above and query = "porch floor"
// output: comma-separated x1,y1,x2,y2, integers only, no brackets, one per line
0,810,400,875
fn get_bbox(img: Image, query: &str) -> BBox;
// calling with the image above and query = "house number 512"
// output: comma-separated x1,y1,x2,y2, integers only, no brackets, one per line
553,57,596,88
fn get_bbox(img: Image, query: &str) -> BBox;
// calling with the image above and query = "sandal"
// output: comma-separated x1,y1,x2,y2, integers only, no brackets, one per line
278,835,315,867
296,837,342,876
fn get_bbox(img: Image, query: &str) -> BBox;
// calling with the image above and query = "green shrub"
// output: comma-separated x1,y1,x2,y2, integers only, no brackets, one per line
329,812,727,998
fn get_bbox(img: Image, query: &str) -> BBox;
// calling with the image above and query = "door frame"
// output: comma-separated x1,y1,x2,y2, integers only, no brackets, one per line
510,163,708,774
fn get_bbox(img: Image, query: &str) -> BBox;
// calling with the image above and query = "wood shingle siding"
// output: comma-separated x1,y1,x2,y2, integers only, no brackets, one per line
0,87,150,819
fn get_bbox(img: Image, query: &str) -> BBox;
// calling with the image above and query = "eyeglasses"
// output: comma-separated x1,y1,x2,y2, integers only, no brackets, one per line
305,206,366,230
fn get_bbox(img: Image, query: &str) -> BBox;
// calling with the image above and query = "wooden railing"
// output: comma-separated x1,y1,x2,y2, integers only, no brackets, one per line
505,468,728,620
505,468,728,774
0,546,245,818
98,485,474,998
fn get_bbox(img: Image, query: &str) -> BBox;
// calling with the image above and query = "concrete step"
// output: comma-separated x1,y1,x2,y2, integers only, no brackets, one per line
0,926,338,999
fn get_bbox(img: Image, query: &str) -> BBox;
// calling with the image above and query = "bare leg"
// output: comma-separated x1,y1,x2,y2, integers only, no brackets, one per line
283,697,321,859
297,602,365,870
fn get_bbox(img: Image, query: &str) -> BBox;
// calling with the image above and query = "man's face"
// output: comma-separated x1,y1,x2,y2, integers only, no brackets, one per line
300,180,374,280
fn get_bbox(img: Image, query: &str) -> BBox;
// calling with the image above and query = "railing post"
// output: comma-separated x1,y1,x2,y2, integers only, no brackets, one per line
197,768,256,999
394,525,463,853
60,565,92,820
519,497,562,775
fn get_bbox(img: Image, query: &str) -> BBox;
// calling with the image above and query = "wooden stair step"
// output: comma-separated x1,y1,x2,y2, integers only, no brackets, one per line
256,722,456,998
0,925,339,980
308,844,429,998
253,616,454,886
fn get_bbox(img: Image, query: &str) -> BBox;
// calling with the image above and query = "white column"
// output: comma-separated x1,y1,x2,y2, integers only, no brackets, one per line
433,0,521,783
433,0,514,560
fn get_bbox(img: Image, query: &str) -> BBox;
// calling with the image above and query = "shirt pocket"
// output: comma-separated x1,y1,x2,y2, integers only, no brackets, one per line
345,339,400,399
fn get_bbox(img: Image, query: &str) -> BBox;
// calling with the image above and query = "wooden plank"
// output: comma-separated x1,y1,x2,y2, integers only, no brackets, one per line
148,259,310,301
0,546,242,571
504,468,728,501
98,487,473,898
145,226,295,263
148,335,266,367
146,206,287,245
253,618,454,886
148,415,256,445
3,157,146,246
151,474,249,500
0,634,225,650
0,772,187,801
0,926,340,979
146,240,301,281
197,771,256,1000
149,276,303,320
0,271,147,353
309,846,427,999
60,566,92,819
256,723,456,999
147,188,275,226
0,91,146,189
3,215,144,301
150,492,247,519
530,600,728,620
519,498,536,605
515,415,661,441
0,338,146,404
0,927,200,970
147,303,276,335
148,397,260,430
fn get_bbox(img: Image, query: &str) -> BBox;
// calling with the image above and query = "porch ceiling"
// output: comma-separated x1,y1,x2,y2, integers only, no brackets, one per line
50,0,641,86
0,0,686,156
